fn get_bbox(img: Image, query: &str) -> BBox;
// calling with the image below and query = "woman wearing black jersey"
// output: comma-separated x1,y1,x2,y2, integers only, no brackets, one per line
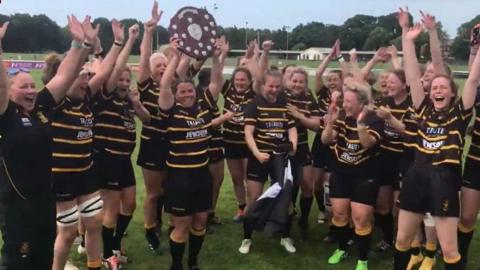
0,16,91,270
93,24,148,268
158,38,230,270
393,12,480,269
285,68,321,239
374,69,410,252
321,80,383,270
239,70,298,254
50,17,127,270
136,2,168,251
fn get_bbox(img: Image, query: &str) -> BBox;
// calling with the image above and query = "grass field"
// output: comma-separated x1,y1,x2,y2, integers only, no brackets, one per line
2,52,471,72
3,69,480,269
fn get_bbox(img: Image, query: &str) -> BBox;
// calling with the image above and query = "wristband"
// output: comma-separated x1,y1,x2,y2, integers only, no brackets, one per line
114,41,123,47
71,40,82,49
82,41,93,49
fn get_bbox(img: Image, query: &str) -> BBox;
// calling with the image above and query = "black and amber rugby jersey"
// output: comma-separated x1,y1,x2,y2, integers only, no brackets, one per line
466,90,480,163
285,89,320,146
137,78,165,142
403,98,472,167
222,80,256,144
160,89,216,169
244,94,295,153
37,88,94,174
333,110,384,172
376,96,412,154
93,89,136,156
196,87,223,153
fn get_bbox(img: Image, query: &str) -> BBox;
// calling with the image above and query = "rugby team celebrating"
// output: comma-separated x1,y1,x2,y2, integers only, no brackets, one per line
0,2,480,270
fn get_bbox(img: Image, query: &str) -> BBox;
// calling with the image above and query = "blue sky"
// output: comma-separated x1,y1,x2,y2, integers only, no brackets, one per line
0,0,478,37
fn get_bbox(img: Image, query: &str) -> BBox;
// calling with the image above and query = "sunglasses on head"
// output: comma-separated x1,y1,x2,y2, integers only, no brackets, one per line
7,67,31,76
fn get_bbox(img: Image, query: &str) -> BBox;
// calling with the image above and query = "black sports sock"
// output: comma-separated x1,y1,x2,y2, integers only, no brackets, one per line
292,183,300,209
314,190,325,212
375,212,394,244
113,214,132,251
169,238,186,270
243,221,253,239
299,196,313,228
282,214,294,238
355,229,372,261
188,230,206,268
444,256,462,270
146,227,160,249
333,223,350,251
102,225,115,258
394,246,411,270
458,228,473,266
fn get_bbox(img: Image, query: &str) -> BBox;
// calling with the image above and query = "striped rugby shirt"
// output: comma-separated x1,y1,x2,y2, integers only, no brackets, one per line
37,88,94,173
160,89,216,169
403,98,472,167
222,80,256,145
244,93,295,153
93,89,136,156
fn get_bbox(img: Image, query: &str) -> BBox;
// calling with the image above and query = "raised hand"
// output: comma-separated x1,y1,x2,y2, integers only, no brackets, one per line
169,37,181,54
67,15,84,42
252,39,260,60
357,106,369,125
397,7,410,29
220,36,230,59
0,21,10,42
128,24,140,40
82,15,100,44
145,1,163,33
128,89,141,104
349,48,358,63
325,102,339,125
420,11,436,31
330,39,341,58
386,45,398,56
374,47,389,62
405,22,423,41
112,19,125,44
262,40,274,52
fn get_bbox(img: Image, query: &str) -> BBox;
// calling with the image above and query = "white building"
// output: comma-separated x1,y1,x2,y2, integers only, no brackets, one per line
299,47,333,61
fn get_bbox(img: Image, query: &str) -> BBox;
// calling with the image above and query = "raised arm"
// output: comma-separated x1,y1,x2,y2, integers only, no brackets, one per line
139,1,162,83
316,39,339,92
209,36,228,100
175,54,192,80
400,9,424,109
361,47,388,79
0,22,10,114
128,89,150,122
158,38,179,111
255,40,272,90
463,44,480,110
88,19,124,95
387,45,402,69
321,103,339,144
421,11,447,76
106,24,140,92
46,15,94,103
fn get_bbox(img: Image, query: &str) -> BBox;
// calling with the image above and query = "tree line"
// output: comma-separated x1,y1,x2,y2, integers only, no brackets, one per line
0,12,478,60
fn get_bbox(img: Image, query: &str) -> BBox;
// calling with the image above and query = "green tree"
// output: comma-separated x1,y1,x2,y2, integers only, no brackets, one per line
450,15,480,60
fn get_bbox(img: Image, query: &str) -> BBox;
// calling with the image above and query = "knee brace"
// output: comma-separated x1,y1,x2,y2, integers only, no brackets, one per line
78,195,103,218
56,205,79,227
423,212,435,227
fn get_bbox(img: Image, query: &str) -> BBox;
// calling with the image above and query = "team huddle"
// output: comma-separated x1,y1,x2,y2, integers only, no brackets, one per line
0,1,480,270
